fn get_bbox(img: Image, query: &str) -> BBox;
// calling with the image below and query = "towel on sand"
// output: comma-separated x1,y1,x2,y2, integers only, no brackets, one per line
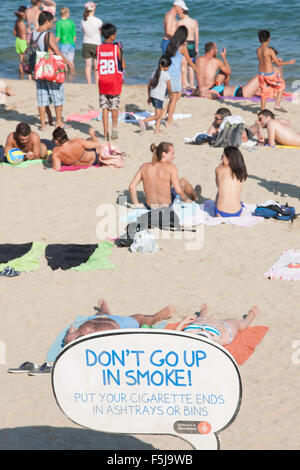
0,159,44,167
265,249,300,281
120,200,264,228
164,322,268,365
66,110,192,124
0,242,45,271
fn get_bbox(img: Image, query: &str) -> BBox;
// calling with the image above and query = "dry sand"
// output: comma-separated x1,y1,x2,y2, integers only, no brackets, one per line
0,78,300,450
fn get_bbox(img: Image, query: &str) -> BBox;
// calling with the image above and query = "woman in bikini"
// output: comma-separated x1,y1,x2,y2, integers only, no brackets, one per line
214,146,248,218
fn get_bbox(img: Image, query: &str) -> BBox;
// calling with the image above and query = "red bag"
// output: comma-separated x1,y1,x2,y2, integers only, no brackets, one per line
34,51,66,83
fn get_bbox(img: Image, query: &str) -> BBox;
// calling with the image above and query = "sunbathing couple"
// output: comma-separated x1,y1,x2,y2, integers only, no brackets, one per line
129,141,247,218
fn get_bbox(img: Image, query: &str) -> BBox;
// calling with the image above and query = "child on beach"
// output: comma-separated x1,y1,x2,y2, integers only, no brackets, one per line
256,30,295,112
13,6,28,79
56,7,76,72
95,23,125,140
138,56,172,134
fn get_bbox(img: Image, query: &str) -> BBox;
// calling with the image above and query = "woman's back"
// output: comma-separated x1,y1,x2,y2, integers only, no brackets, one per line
81,16,103,45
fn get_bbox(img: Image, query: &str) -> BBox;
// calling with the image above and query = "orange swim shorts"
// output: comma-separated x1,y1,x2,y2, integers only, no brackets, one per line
258,72,285,100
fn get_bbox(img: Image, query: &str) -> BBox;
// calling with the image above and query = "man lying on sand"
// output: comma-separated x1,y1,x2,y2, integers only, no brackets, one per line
52,127,103,170
176,303,259,346
207,107,259,143
214,146,248,218
257,109,300,147
4,122,48,160
195,75,260,100
129,141,201,209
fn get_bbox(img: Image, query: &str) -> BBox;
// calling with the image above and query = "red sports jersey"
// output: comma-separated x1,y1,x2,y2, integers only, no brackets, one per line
96,43,123,95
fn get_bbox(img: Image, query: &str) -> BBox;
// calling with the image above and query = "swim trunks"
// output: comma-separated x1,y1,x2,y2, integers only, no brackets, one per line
96,314,139,329
183,323,222,339
234,86,243,98
187,40,197,60
214,203,244,218
258,71,285,100
15,37,28,55
161,38,170,53
210,85,225,97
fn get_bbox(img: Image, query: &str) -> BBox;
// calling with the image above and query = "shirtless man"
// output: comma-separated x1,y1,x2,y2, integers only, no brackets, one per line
4,122,47,160
178,9,199,89
195,42,231,92
198,75,260,100
161,0,188,53
214,146,248,217
52,127,104,170
257,109,300,147
129,141,201,209
176,303,259,346
25,0,42,42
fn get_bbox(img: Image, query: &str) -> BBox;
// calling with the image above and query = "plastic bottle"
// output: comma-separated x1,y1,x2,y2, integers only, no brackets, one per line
172,194,182,220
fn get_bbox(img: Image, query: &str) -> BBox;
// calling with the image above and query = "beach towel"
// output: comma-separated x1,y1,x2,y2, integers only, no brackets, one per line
183,88,293,102
0,242,45,272
45,242,116,271
0,159,45,167
164,322,268,366
264,249,300,281
121,200,264,228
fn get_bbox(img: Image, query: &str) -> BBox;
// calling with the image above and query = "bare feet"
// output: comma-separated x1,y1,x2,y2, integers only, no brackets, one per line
97,298,112,314
243,305,259,325
274,106,287,113
197,303,208,318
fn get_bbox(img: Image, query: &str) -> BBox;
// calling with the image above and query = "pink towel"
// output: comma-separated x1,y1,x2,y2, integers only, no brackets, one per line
59,164,100,172
66,110,100,122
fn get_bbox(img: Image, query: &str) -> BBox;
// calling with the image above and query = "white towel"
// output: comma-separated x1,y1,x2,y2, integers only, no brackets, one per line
265,250,300,281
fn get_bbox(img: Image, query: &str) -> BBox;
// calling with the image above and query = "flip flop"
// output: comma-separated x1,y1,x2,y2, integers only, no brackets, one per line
0,267,20,277
274,106,288,113
28,362,53,376
7,361,39,374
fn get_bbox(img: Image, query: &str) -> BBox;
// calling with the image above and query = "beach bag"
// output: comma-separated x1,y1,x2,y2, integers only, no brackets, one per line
138,207,181,231
34,32,66,83
98,143,125,168
210,117,245,148
254,203,296,222
22,32,44,75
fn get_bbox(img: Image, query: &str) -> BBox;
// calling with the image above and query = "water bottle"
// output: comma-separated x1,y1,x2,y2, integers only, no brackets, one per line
172,194,182,221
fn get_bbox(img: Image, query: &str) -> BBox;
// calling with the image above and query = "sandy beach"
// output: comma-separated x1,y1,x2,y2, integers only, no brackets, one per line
0,78,300,450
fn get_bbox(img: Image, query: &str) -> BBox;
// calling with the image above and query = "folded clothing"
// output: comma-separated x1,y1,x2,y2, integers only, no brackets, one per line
265,249,300,281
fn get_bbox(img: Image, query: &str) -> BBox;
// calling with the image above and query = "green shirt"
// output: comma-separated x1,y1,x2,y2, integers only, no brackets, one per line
56,18,76,45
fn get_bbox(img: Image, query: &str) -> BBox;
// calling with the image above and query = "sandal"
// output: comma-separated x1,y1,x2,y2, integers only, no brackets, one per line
0,266,20,277
7,361,39,374
28,362,53,376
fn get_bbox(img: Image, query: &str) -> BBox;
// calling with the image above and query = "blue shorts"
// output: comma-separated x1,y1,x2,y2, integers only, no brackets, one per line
150,97,163,109
214,203,244,218
60,44,75,62
161,38,169,53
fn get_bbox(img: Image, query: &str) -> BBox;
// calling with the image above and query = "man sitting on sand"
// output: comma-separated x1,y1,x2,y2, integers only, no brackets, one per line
214,146,248,218
257,109,300,147
176,303,259,346
51,127,103,170
4,122,48,160
194,42,231,91
129,141,201,209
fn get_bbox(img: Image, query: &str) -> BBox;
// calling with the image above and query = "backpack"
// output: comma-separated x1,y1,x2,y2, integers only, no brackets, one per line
210,116,245,148
23,32,48,75
254,203,296,222
116,207,181,248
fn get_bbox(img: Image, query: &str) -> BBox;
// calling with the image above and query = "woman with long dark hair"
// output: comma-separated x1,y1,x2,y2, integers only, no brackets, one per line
214,146,248,217
164,25,199,126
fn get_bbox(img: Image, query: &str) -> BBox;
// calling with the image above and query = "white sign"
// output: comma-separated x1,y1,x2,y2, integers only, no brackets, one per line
52,330,242,450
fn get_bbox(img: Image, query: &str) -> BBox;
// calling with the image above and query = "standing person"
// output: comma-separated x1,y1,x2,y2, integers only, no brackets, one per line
95,23,125,140
164,25,199,127
25,0,42,43
41,0,56,15
56,7,76,73
214,146,248,218
161,0,188,53
13,6,28,79
81,2,103,85
256,30,295,111
138,56,172,135
178,8,199,89
33,11,73,130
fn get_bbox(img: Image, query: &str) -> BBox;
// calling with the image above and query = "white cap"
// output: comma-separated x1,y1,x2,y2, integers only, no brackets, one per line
173,0,188,10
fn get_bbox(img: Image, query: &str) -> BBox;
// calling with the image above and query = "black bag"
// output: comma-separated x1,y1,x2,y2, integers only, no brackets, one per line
23,32,50,75
210,121,245,148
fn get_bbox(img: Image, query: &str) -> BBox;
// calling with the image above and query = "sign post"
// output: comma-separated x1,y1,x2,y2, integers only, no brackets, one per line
52,329,242,450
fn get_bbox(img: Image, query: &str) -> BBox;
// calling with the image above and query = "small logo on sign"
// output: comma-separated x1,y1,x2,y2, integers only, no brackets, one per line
174,421,212,434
